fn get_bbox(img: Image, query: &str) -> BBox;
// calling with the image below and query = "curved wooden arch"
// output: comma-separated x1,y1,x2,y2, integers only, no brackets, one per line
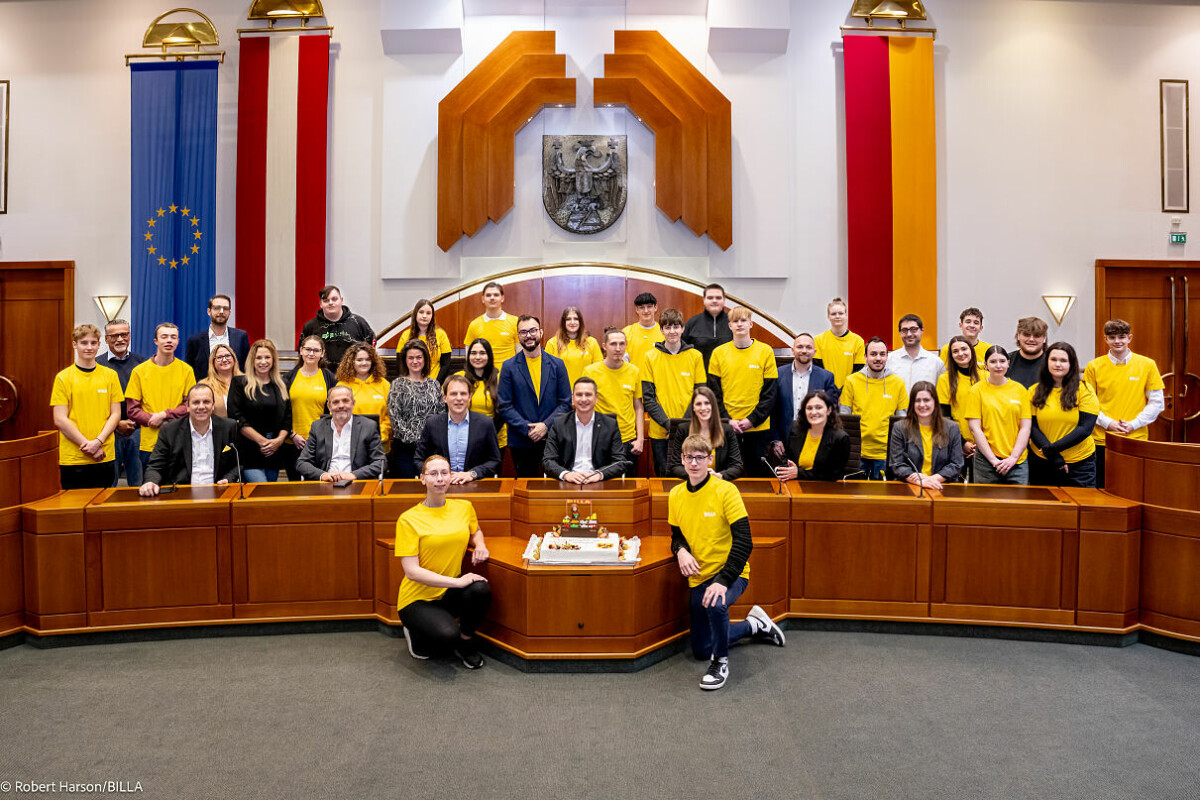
437,32,576,251
594,31,732,250
377,263,794,350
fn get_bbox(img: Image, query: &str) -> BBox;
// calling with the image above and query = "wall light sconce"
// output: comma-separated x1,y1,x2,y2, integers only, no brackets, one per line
1042,295,1076,326
94,295,128,323
247,0,325,21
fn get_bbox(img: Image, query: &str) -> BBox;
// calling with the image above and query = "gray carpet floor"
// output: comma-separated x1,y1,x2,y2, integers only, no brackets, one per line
2,630,1199,800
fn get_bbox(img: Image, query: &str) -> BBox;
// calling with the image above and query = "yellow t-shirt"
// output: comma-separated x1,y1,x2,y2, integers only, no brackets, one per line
940,340,992,371
526,352,543,403
455,371,505,448
50,364,123,465
1083,353,1165,445
964,379,1032,463
339,376,391,444
937,370,981,441
668,478,750,588
839,372,908,459
125,358,196,452
394,499,478,611
797,433,820,471
545,336,602,387
584,360,643,442
813,329,866,389
920,424,934,474
288,370,330,439
622,322,664,372
640,346,706,440
1029,383,1100,464
397,328,452,364
707,340,779,434
463,313,518,365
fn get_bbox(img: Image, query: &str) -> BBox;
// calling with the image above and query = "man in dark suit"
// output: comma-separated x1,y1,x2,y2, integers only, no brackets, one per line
184,294,252,379
139,383,239,496
295,385,387,481
770,332,840,463
416,375,501,483
543,377,631,483
497,314,572,477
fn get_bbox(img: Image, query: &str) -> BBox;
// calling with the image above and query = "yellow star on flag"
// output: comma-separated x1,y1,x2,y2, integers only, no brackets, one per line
158,256,167,266
146,219,155,227
191,217,199,226
143,232,153,241
157,208,165,217
147,246,156,255
168,204,178,213
194,231,202,239
169,259,179,269
190,245,200,254
181,207,190,216
181,256,190,265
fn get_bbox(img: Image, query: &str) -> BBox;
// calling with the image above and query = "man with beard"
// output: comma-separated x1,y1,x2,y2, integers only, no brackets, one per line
184,295,251,380
1006,316,1049,388
497,315,571,477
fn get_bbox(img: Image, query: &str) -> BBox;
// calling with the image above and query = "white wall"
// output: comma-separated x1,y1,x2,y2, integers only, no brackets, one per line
2,0,1199,358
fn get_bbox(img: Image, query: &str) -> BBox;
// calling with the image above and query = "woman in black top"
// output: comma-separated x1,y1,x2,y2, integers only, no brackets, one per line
228,339,292,483
666,386,744,481
776,390,849,482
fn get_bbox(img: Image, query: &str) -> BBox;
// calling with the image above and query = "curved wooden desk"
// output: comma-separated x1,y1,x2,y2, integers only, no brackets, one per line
2,432,66,635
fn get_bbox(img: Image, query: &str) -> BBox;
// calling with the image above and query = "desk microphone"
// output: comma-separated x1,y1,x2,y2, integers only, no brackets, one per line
222,444,244,499
903,455,925,498
159,482,177,495
760,456,784,495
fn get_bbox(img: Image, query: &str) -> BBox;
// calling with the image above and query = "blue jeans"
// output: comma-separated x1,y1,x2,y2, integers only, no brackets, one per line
860,458,886,480
242,468,280,484
972,454,1029,485
688,576,750,660
112,430,141,486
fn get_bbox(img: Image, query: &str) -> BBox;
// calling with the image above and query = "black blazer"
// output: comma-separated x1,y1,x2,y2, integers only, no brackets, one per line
542,412,631,479
785,423,851,482
666,422,744,480
227,375,293,470
144,415,240,486
414,411,502,479
295,414,387,480
184,328,251,380
887,422,964,482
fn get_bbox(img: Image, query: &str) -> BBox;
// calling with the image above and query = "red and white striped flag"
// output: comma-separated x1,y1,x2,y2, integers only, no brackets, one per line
235,30,330,346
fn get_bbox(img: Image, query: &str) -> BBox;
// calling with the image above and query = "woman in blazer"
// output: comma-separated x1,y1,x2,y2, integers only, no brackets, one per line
777,390,850,482
666,386,744,480
227,339,293,483
888,381,964,490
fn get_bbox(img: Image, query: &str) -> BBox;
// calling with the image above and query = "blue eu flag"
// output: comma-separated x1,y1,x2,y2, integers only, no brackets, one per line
130,61,217,355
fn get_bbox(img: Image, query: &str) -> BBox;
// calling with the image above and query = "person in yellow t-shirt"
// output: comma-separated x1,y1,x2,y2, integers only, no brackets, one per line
1083,318,1165,489
939,307,991,370
458,338,506,450
964,345,1033,485
621,291,665,371
282,335,336,479
937,335,984,476
669,433,785,691
125,322,196,469
707,307,779,477
1029,343,1100,488
51,324,123,489
397,298,454,382
462,281,519,365
813,297,865,390
838,337,908,479
583,328,645,476
395,454,491,669
544,306,602,386
641,308,707,477
335,342,393,454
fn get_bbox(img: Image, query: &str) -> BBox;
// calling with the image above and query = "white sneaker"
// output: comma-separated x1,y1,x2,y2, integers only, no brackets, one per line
746,605,786,647
700,657,728,690
403,627,429,660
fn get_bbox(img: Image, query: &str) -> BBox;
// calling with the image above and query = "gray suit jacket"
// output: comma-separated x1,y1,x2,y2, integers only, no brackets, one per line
295,414,387,480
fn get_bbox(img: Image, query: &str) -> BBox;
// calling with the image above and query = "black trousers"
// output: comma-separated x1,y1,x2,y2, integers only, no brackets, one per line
623,440,639,478
398,581,492,654
1095,445,1106,489
650,437,670,478
738,429,771,477
510,443,547,478
60,462,116,490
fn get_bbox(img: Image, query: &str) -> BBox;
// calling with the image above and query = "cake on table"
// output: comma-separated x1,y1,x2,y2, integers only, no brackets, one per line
523,500,640,565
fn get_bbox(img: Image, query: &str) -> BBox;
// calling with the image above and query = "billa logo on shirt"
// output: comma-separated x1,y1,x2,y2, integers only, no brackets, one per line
749,364,760,370
883,394,893,399
622,384,632,390
1010,400,1021,404
844,351,852,356
98,389,108,393
1129,376,1139,381
703,511,716,518
681,372,691,377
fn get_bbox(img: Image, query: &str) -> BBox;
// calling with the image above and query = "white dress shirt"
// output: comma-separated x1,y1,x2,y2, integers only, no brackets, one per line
190,419,215,485
208,327,230,351
791,362,813,419
562,413,596,478
329,417,354,474
886,347,945,393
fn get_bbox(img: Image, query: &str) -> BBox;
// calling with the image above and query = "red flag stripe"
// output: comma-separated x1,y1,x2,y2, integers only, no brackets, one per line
294,34,330,348
235,36,270,343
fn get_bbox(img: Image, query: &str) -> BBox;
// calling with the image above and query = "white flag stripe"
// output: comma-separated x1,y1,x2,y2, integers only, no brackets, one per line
263,35,300,346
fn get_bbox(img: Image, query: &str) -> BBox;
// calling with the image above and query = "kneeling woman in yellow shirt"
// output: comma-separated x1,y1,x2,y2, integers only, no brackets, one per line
1028,343,1100,488
887,381,964,490
395,455,491,669
776,390,850,482
966,345,1033,485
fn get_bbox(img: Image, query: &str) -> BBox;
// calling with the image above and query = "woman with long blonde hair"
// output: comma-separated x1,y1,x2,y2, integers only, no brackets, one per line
199,343,242,417
228,339,292,483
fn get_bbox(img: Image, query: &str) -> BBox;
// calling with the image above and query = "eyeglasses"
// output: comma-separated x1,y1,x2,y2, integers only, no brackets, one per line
518,329,541,337
107,332,130,339
899,326,921,334
300,347,322,354
210,305,230,312
682,454,710,463
215,354,234,361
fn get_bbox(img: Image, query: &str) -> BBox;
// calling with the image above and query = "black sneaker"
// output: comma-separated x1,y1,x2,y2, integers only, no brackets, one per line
402,627,428,660
746,605,786,647
455,644,484,670
700,657,728,690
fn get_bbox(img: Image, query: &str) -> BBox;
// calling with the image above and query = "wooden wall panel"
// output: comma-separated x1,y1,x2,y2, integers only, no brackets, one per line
95,527,222,611
242,524,363,603
943,525,1063,609
543,274,626,338
804,522,920,602
0,458,19,509
1142,458,1200,512
0,262,74,441
20,448,60,503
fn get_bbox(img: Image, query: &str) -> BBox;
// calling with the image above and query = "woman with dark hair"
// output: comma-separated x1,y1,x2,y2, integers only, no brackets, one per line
965,345,1032,485
386,339,446,479
456,338,505,451
888,381,964,490
544,306,602,387
284,335,337,480
397,298,453,383
937,334,982,467
1028,342,1100,487
666,386,743,481
336,342,392,450
775,390,850,482
228,339,292,483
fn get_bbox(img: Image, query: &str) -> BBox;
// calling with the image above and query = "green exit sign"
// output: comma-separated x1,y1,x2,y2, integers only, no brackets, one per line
1171,232,1187,244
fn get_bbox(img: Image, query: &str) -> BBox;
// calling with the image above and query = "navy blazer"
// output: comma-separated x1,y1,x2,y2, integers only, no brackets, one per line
415,411,502,478
497,351,571,449
771,362,840,444
185,328,251,380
